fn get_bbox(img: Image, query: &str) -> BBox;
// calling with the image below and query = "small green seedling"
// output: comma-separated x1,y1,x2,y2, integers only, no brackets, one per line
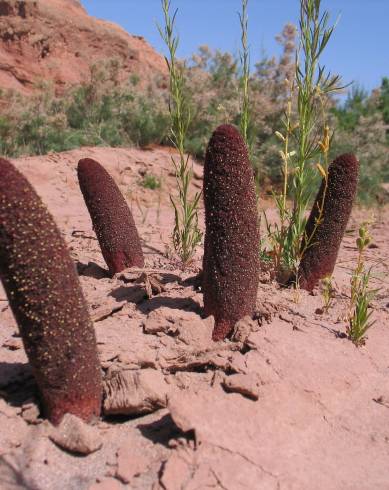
320,275,334,313
140,173,161,190
347,223,378,346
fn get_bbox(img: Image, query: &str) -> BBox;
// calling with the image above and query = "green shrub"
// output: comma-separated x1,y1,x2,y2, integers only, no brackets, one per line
140,173,161,190
0,50,386,209
121,98,169,147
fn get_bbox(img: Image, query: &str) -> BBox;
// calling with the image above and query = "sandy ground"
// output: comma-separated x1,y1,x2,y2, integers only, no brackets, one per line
0,146,389,490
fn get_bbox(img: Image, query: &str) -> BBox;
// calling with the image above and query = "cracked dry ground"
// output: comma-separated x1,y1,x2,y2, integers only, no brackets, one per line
1,147,389,490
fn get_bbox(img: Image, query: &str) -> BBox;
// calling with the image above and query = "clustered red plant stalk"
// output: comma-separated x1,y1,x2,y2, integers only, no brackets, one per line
297,153,359,291
203,124,260,341
0,158,102,425
77,158,144,276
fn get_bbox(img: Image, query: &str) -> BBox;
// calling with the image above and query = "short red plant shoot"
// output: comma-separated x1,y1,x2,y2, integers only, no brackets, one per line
78,158,144,275
298,153,359,291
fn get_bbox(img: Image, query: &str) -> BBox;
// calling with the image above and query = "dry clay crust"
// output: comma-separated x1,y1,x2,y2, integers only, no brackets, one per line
0,157,102,425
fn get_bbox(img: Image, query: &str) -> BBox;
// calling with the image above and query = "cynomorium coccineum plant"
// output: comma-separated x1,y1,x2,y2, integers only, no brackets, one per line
0,158,102,425
297,153,359,291
77,158,144,275
203,124,260,341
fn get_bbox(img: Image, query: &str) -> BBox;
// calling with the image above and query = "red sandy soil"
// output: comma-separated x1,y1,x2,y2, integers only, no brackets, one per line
1,146,389,490
0,0,167,94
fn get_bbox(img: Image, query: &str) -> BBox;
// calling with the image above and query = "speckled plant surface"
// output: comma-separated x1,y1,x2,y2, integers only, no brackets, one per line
0,157,102,425
298,153,359,291
203,124,260,341
78,158,144,275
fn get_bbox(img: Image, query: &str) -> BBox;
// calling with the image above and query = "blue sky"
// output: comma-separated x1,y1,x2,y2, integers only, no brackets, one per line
82,0,388,94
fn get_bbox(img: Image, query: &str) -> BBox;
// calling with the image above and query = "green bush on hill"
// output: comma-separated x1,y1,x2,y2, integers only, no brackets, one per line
0,37,388,205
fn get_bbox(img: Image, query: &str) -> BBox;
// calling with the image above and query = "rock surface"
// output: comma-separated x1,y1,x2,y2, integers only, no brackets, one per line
0,0,167,94
103,369,169,416
49,414,103,455
115,440,149,484
222,373,260,400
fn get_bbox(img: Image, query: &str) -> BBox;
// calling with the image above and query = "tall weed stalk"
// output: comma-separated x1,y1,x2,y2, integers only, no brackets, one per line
158,0,202,265
263,0,346,279
239,0,250,147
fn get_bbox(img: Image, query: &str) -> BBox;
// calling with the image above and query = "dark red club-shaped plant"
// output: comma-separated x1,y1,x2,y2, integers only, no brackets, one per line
203,124,260,341
298,153,359,291
0,158,102,425
77,158,144,275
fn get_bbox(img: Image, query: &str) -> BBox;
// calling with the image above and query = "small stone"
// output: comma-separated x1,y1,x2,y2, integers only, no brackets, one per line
103,368,169,416
21,402,41,425
231,315,257,343
142,309,175,335
49,414,103,455
222,374,260,401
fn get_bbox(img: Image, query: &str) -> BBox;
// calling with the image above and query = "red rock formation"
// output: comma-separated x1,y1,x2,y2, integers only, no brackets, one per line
0,0,167,94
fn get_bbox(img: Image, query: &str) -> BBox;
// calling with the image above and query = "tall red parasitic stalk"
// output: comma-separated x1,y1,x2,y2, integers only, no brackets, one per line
77,158,144,275
298,153,359,291
0,158,102,425
203,124,260,341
